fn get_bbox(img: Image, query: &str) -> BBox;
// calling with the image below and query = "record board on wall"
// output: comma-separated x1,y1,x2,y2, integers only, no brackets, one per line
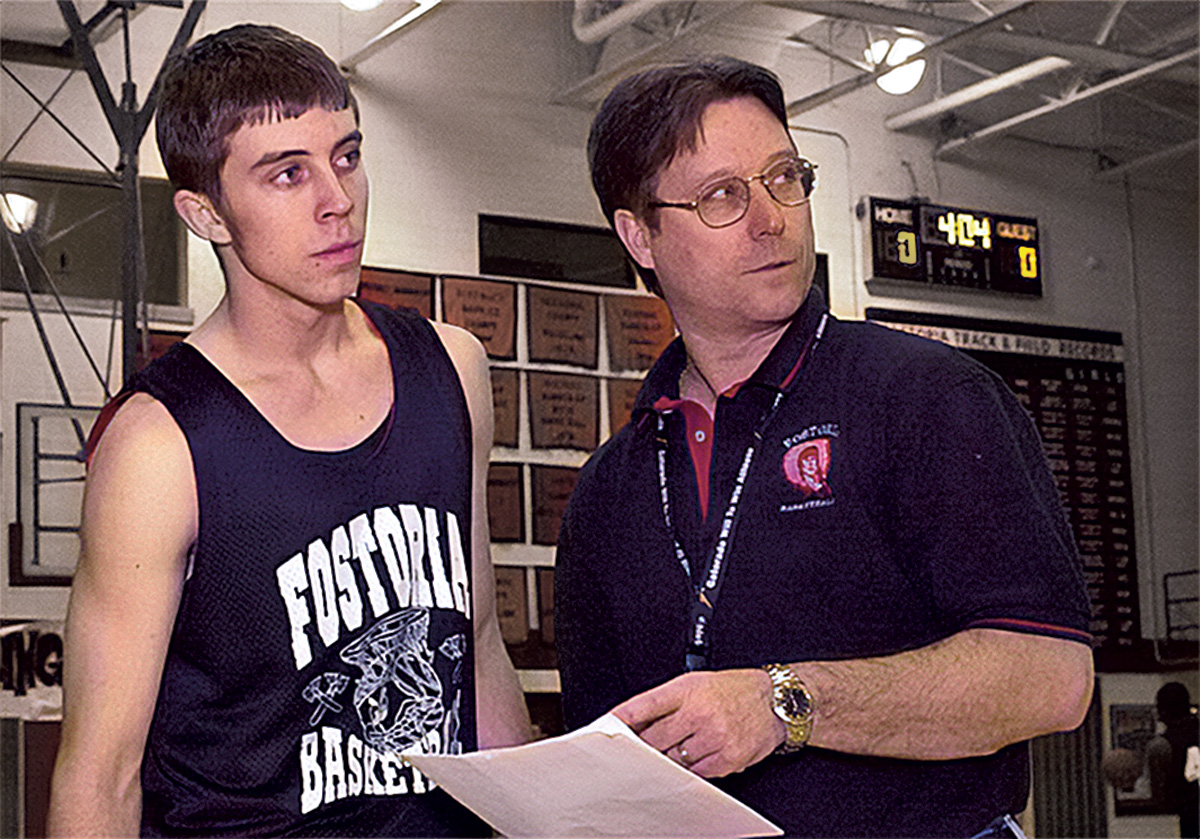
866,309,1139,670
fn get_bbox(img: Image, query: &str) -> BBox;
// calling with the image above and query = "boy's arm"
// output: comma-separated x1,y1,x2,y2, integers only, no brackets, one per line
47,395,197,837
433,323,532,748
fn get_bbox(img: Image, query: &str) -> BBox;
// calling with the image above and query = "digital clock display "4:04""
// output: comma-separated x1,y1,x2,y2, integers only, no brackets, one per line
869,197,1042,297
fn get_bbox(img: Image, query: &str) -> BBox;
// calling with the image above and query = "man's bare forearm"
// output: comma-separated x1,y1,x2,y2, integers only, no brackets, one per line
615,628,1093,777
797,628,1094,760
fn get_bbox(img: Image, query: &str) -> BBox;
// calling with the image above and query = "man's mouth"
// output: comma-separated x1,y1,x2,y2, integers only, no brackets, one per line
745,258,794,275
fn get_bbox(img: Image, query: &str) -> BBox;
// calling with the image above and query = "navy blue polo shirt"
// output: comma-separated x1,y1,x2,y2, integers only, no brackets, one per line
555,287,1092,838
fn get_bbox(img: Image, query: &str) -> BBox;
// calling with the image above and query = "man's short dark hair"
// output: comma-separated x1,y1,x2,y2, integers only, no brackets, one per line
156,24,358,200
587,57,789,295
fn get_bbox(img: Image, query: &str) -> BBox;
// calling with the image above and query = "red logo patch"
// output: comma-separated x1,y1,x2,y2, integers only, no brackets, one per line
782,437,833,499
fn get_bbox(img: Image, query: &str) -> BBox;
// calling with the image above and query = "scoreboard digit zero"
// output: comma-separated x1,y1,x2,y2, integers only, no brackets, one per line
868,197,1042,297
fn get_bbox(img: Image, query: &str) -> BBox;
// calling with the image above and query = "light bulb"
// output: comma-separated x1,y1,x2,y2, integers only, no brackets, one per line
1,193,37,234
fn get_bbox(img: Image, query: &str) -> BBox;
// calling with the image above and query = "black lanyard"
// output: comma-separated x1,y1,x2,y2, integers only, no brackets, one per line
655,313,828,671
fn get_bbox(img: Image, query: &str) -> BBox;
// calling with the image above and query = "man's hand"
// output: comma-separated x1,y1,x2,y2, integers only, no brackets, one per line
611,669,784,777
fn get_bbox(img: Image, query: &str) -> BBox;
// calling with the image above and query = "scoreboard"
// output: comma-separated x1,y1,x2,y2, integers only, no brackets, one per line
868,197,1042,296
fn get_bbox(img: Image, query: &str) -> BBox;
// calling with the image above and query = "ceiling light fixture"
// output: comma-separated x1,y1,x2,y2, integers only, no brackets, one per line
341,0,384,11
1,193,38,234
865,36,927,96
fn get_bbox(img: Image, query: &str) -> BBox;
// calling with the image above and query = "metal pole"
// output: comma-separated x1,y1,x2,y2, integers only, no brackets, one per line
119,77,143,383
58,0,204,385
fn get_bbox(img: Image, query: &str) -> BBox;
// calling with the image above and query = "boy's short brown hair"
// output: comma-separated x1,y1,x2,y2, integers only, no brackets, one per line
156,24,357,200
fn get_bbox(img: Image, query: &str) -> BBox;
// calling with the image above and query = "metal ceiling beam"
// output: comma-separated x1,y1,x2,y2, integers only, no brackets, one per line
553,3,745,106
0,1,147,68
339,0,445,73
786,2,1037,116
1095,138,1199,181
1111,89,1198,127
783,33,870,72
884,56,1072,131
770,0,1197,85
937,45,1199,157
0,39,83,69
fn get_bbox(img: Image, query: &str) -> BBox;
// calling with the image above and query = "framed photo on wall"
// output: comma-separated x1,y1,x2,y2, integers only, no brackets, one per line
1108,703,1173,815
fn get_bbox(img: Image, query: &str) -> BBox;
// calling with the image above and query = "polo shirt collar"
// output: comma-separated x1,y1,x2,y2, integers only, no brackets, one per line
632,284,829,421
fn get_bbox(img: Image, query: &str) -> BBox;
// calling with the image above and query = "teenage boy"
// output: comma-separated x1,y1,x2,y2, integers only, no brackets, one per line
48,24,529,837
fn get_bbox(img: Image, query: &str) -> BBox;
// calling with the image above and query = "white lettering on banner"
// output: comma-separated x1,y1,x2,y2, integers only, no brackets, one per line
275,504,470,670
872,321,1124,363
299,727,443,814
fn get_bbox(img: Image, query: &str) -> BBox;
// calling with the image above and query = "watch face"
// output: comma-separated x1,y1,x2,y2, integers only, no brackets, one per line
781,686,812,720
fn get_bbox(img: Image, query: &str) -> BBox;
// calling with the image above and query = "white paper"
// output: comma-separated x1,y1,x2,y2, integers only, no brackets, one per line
406,713,782,837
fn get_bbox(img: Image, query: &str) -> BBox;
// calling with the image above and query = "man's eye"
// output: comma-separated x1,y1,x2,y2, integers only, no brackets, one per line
703,182,738,203
338,148,361,170
770,165,801,186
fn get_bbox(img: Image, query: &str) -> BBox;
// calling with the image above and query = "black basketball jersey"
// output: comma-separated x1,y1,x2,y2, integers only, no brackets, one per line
122,302,486,836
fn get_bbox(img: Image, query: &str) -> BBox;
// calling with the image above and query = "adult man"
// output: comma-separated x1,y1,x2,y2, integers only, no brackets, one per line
48,24,529,837
555,57,1094,837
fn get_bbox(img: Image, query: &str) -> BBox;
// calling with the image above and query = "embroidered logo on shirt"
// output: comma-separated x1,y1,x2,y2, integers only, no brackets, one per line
780,424,839,512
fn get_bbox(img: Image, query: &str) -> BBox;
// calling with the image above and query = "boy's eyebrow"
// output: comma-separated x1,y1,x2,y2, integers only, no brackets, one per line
336,130,363,149
252,130,363,169
252,148,309,169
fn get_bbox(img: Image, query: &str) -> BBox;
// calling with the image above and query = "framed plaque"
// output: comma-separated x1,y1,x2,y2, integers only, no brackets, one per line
486,463,524,543
478,213,635,289
607,378,643,436
357,267,434,318
604,295,675,371
493,566,529,646
491,368,519,448
527,373,598,451
527,286,598,367
442,276,516,359
530,465,579,546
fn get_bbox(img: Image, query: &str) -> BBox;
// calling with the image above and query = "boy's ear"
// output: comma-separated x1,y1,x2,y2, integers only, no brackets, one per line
173,190,232,245
613,208,655,271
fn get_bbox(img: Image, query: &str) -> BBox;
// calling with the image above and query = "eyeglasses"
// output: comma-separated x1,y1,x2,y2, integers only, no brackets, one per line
649,156,817,229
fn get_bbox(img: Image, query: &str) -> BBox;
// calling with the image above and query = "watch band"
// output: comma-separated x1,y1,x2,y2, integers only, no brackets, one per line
763,663,814,753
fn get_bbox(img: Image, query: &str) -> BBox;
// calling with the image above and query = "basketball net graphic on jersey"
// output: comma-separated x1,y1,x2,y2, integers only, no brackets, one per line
277,503,472,814
339,610,464,753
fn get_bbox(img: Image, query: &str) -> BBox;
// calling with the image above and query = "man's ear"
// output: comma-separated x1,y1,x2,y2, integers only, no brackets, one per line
173,190,232,245
613,208,655,271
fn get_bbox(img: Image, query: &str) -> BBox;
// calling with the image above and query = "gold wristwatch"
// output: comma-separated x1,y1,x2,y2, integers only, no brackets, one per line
762,663,814,753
